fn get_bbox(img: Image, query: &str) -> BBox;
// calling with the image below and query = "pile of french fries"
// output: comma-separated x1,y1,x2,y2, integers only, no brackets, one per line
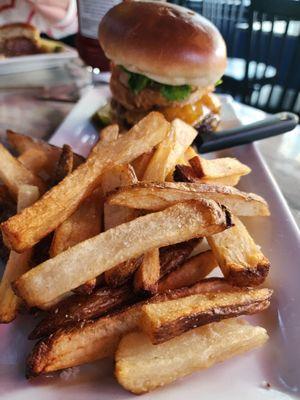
0,112,272,394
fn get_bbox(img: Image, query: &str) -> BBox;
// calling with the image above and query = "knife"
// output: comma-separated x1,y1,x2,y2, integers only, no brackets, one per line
196,112,299,153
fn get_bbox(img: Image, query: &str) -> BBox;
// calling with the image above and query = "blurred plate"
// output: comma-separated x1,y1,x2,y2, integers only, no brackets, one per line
0,44,78,75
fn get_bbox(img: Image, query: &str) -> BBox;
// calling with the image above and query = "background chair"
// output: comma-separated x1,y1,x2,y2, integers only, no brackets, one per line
170,0,300,115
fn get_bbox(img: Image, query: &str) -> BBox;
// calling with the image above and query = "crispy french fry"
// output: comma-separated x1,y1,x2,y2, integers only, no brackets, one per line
0,185,39,323
52,144,74,185
207,215,270,286
184,146,198,161
115,319,268,394
25,278,240,374
103,164,139,286
143,119,197,182
174,164,242,186
27,303,143,376
0,143,45,199
50,189,102,257
29,284,136,340
140,286,272,344
108,181,270,217
131,150,154,180
2,112,170,252
7,130,84,175
189,155,251,179
159,239,199,278
13,200,230,308
134,249,160,294
158,250,218,292
99,124,119,142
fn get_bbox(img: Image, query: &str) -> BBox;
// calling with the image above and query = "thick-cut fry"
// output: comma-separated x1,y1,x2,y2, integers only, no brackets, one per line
143,119,197,181
0,185,39,323
207,215,270,286
140,287,272,344
18,148,50,176
13,200,230,308
159,239,199,278
189,155,251,179
131,151,154,180
7,130,84,174
50,189,102,257
158,250,218,292
99,124,119,142
2,112,170,252
134,249,160,294
174,164,241,186
52,144,74,185
29,284,136,340
27,303,143,376
115,319,269,394
0,143,45,199
103,164,139,286
108,181,270,217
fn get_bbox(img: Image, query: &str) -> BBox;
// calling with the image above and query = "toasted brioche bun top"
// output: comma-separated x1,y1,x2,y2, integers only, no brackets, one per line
99,1,227,87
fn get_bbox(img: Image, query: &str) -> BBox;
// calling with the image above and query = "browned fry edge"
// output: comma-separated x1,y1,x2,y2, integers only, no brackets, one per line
145,298,271,345
226,260,270,287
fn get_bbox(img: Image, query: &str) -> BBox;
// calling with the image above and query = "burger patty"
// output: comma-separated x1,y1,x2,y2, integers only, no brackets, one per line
1,37,41,57
110,65,208,111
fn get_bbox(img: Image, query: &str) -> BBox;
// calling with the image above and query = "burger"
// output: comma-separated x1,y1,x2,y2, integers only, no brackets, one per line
98,1,227,132
0,23,63,58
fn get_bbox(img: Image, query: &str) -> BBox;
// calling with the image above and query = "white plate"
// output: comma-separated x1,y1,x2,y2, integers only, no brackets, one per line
0,44,78,75
1,86,299,400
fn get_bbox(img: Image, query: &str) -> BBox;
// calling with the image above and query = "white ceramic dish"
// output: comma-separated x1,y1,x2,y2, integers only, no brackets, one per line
0,86,299,400
0,44,78,75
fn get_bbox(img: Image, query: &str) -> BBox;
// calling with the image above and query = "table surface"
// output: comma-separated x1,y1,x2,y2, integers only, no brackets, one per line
0,61,299,228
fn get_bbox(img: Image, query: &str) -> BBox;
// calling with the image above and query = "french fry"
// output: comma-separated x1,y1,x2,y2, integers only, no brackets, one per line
174,164,242,186
184,146,198,161
51,144,74,185
143,119,197,182
131,150,154,180
140,286,272,344
2,112,170,252
158,250,218,292
159,239,199,278
134,119,197,293
0,185,39,323
189,155,251,179
18,148,50,176
26,278,230,375
207,215,270,286
99,124,119,142
108,181,270,217
7,130,84,175
0,186,16,263
29,284,136,340
0,143,45,199
103,164,139,286
115,319,269,394
50,189,102,257
13,200,231,308
134,249,160,294
27,303,143,376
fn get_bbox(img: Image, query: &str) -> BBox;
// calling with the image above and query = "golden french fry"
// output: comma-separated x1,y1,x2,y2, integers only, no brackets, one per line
0,185,39,323
115,319,268,394
0,143,45,199
13,200,230,308
189,155,251,179
2,112,170,252
140,286,272,344
108,181,270,217
99,124,119,142
134,249,160,294
158,250,218,292
143,119,197,181
131,150,154,180
207,215,270,286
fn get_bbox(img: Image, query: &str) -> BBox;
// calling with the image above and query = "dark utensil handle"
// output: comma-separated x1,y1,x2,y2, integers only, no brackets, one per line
197,112,299,154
